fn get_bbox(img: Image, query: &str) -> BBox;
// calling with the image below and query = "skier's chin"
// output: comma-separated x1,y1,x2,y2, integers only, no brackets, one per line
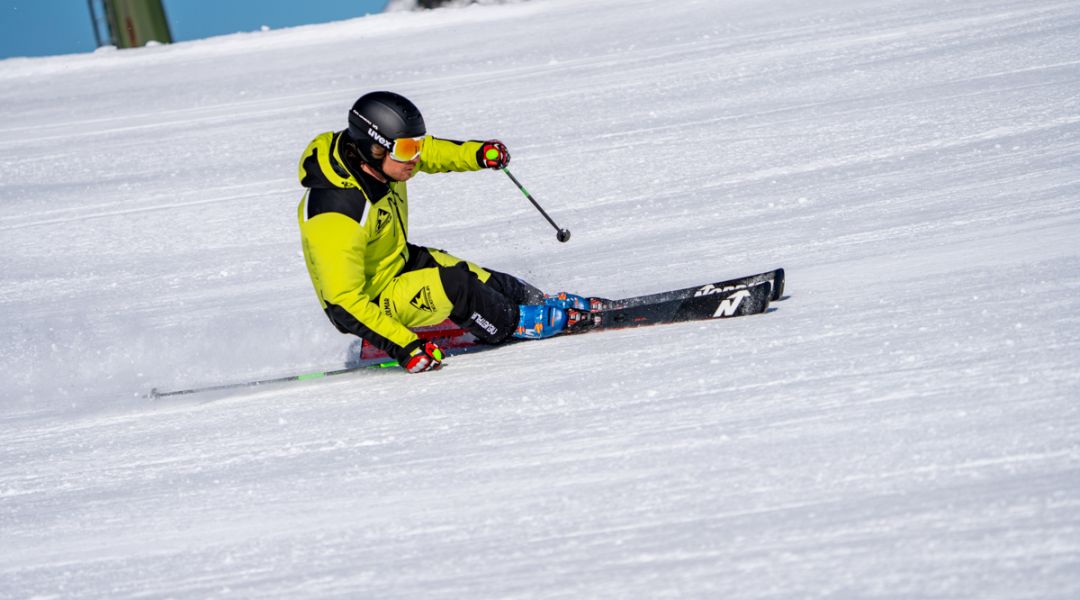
384,164,416,181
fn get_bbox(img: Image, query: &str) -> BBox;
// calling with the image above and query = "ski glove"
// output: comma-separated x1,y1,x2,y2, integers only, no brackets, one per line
476,140,510,169
402,340,444,374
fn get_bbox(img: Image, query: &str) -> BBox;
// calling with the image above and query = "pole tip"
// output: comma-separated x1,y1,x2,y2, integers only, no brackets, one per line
557,229,571,243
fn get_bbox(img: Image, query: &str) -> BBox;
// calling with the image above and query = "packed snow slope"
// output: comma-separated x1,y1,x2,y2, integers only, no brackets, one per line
2,0,1079,597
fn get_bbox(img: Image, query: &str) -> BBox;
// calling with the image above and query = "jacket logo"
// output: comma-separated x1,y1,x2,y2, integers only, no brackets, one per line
410,287,436,312
375,208,392,234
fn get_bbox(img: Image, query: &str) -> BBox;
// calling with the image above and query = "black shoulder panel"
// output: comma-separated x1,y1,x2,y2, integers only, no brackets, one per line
327,132,353,180
306,187,369,224
300,148,331,189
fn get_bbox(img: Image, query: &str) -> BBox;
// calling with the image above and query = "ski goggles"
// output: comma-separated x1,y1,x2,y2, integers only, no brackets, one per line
389,136,425,162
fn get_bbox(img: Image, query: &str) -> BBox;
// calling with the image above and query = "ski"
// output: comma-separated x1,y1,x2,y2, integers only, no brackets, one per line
570,279,772,332
151,281,775,397
595,267,784,310
147,360,400,399
348,279,774,365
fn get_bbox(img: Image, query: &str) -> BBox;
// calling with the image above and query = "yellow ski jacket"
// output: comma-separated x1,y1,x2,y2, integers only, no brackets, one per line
297,131,486,359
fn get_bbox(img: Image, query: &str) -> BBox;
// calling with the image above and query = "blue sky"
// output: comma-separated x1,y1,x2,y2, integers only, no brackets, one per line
0,0,389,60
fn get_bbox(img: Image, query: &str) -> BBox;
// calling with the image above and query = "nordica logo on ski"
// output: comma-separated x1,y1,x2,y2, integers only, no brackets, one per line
713,289,752,317
694,282,750,297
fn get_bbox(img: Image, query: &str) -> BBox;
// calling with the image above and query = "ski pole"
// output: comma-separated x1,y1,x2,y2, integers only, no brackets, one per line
146,360,399,399
501,167,571,243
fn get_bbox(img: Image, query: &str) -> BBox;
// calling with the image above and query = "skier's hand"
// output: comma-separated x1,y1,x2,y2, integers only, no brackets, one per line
477,140,510,169
402,341,444,374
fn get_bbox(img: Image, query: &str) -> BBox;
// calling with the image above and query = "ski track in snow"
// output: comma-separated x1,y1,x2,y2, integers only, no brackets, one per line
2,0,1079,597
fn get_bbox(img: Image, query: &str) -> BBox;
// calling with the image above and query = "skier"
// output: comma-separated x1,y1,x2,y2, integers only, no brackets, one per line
297,91,588,373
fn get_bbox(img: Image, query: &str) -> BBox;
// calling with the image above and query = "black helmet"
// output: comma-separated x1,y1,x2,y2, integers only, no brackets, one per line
346,91,426,165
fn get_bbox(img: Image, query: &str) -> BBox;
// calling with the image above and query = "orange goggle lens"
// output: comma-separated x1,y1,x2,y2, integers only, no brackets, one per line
390,136,424,162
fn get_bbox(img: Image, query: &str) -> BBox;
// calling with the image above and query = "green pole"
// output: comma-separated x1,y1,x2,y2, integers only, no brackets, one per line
147,361,399,399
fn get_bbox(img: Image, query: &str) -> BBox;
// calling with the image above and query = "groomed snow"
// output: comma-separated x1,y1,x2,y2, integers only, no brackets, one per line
2,0,1079,597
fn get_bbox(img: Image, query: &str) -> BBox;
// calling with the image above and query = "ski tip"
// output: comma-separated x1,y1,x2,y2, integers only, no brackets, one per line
771,267,786,301
753,281,773,314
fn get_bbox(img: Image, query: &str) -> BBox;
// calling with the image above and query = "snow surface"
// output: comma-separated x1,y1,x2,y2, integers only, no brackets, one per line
2,0,1080,597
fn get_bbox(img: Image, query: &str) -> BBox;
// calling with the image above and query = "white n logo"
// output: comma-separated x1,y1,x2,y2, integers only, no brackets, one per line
713,289,751,317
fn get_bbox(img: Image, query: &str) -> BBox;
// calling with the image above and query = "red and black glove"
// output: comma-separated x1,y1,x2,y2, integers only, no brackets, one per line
402,341,444,374
476,140,510,169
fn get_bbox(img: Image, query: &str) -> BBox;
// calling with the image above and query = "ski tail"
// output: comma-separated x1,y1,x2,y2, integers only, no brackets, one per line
348,321,477,367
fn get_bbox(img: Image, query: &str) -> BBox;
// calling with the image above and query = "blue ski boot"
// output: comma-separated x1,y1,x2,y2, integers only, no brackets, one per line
514,304,569,339
545,292,608,312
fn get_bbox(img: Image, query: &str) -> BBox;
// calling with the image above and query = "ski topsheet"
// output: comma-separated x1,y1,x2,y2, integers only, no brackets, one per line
577,279,771,331
596,267,784,310
348,269,781,366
